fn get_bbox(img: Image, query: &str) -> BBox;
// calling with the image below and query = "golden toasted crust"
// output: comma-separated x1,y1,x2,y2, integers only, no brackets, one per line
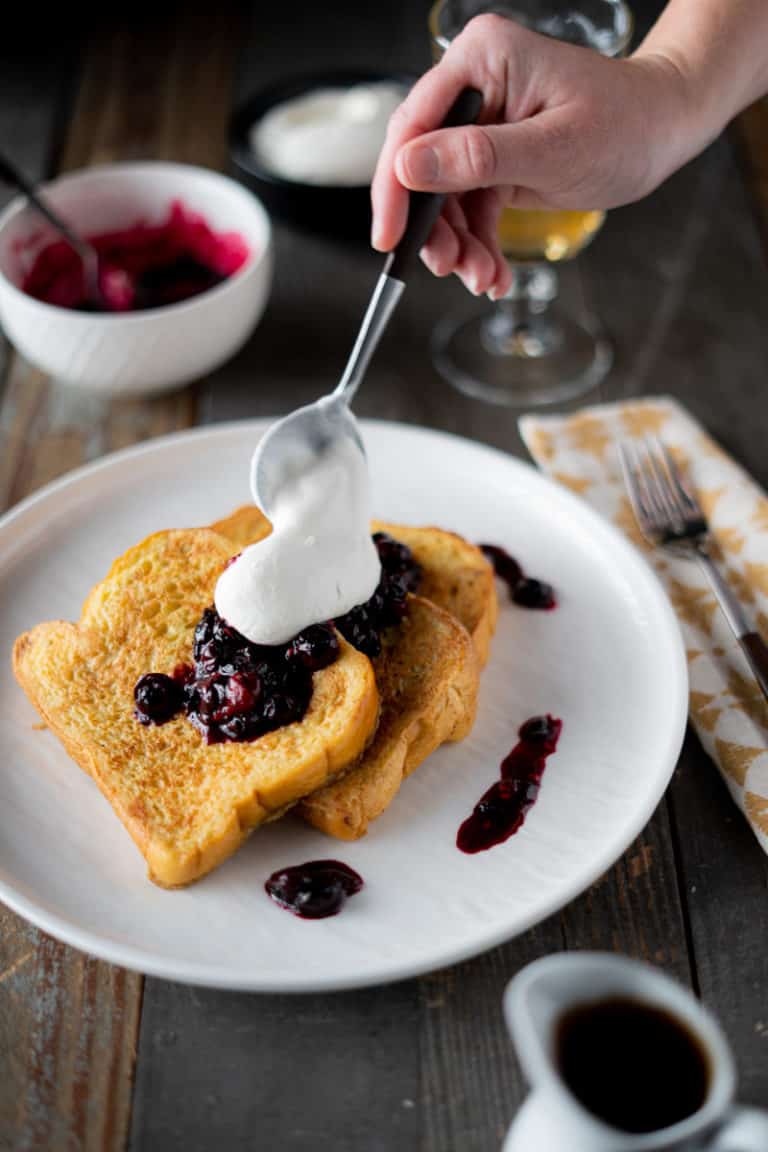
298,595,479,839
371,520,497,666
210,506,272,552
214,507,491,840
13,528,378,886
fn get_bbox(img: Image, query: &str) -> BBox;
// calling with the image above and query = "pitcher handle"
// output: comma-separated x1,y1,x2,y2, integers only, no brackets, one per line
710,1107,768,1150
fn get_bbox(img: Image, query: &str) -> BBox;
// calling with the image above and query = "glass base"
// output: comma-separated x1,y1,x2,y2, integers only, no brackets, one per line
433,265,612,408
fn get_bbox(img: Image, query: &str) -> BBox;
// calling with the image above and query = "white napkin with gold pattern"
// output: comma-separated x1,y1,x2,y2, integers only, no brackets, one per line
520,396,768,854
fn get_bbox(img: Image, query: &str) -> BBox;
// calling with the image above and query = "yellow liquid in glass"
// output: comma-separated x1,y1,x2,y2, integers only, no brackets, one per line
496,206,605,262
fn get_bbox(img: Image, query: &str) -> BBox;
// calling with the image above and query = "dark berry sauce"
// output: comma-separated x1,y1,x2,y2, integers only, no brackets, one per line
334,532,421,657
22,201,249,313
457,714,562,853
480,543,557,610
133,532,421,742
133,611,338,742
265,860,363,919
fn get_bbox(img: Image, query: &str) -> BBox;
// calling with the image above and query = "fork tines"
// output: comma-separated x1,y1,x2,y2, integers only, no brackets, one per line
618,436,708,546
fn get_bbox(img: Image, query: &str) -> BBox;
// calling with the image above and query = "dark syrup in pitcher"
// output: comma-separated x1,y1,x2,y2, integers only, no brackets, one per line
556,997,710,1134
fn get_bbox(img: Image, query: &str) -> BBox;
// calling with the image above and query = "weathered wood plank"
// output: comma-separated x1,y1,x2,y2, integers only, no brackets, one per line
131,981,423,1152
59,4,240,174
668,732,768,1107
419,923,565,1152
1,6,243,1150
16,938,141,1152
560,806,693,982
733,98,768,264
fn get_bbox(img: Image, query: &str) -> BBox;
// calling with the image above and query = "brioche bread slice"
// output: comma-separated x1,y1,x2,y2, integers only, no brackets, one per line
299,594,479,839
212,507,494,840
211,505,272,551
371,520,497,666
13,528,378,886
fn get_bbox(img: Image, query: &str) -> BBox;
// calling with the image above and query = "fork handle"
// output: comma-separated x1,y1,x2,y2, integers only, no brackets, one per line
741,633,768,701
697,552,768,702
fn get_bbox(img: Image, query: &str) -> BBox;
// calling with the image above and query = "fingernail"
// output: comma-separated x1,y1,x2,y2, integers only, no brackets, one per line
371,222,383,250
402,144,439,186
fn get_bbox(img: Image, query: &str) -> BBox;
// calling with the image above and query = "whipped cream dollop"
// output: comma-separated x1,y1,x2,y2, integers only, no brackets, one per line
214,433,381,646
251,82,406,186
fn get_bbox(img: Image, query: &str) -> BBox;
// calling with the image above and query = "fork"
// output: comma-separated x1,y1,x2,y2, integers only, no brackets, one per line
619,436,768,702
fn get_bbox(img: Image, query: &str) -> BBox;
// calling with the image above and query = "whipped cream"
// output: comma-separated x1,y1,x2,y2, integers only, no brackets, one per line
251,82,406,186
214,432,381,646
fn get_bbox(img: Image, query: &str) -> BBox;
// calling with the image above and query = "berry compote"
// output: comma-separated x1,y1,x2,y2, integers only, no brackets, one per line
480,543,556,611
22,201,249,313
134,611,338,743
333,531,421,658
134,531,421,742
457,714,562,853
265,860,363,919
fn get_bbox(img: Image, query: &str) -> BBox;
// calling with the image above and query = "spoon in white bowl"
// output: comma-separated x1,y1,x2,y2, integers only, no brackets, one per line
251,87,483,517
0,151,104,309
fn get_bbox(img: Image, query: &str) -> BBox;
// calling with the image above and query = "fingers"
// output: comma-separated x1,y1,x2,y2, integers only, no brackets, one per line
419,190,512,299
443,196,497,295
419,213,460,277
371,15,514,252
459,190,512,299
395,111,572,197
371,61,468,252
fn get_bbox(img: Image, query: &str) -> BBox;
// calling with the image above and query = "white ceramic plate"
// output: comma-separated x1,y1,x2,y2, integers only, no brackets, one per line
0,421,687,991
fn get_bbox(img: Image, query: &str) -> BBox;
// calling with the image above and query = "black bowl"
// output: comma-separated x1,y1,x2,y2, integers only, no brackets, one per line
229,70,415,245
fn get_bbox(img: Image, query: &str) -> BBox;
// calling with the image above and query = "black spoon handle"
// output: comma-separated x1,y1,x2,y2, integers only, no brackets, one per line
387,86,484,283
0,150,93,261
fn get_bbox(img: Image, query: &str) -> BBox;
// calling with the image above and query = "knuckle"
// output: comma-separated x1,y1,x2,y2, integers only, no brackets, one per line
387,102,412,136
464,12,508,40
462,126,497,185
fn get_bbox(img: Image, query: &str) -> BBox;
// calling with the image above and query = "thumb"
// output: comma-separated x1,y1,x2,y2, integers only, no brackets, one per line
394,117,563,196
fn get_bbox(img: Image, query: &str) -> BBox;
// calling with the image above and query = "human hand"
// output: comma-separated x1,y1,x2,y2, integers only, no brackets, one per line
371,14,689,298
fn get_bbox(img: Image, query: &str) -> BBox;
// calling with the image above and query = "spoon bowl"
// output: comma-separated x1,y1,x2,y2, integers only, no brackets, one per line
251,394,363,516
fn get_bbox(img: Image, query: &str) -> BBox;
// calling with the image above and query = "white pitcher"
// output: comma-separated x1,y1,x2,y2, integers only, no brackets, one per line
503,952,768,1152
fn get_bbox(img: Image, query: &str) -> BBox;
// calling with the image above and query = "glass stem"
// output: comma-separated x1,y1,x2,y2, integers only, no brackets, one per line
481,262,561,358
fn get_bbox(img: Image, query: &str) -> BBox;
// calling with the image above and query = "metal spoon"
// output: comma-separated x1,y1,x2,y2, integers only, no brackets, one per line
0,151,103,308
251,87,483,516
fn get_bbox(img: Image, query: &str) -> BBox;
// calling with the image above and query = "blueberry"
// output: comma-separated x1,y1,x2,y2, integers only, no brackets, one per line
285,623,340,671
512,578,557,611
134,673,184,725
479,544,524,589
519,715,557,742
336,606,382,658
374,532,421,591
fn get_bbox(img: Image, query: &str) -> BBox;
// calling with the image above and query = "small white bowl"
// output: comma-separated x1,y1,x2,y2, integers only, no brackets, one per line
0,162,273,395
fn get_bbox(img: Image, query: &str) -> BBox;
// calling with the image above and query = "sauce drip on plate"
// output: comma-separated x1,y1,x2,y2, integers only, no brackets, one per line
458,714,562,853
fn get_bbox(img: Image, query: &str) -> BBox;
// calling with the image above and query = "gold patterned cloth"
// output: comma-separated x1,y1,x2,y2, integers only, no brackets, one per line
520,396,768,853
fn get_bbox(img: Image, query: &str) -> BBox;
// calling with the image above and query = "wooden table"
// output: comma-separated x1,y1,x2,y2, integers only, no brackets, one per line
1,4,767,1149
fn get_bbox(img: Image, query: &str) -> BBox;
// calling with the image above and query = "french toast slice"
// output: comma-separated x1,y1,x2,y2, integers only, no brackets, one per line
298,593,479,839
13,528,379,886
371,520,497,666
213,507,494,840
